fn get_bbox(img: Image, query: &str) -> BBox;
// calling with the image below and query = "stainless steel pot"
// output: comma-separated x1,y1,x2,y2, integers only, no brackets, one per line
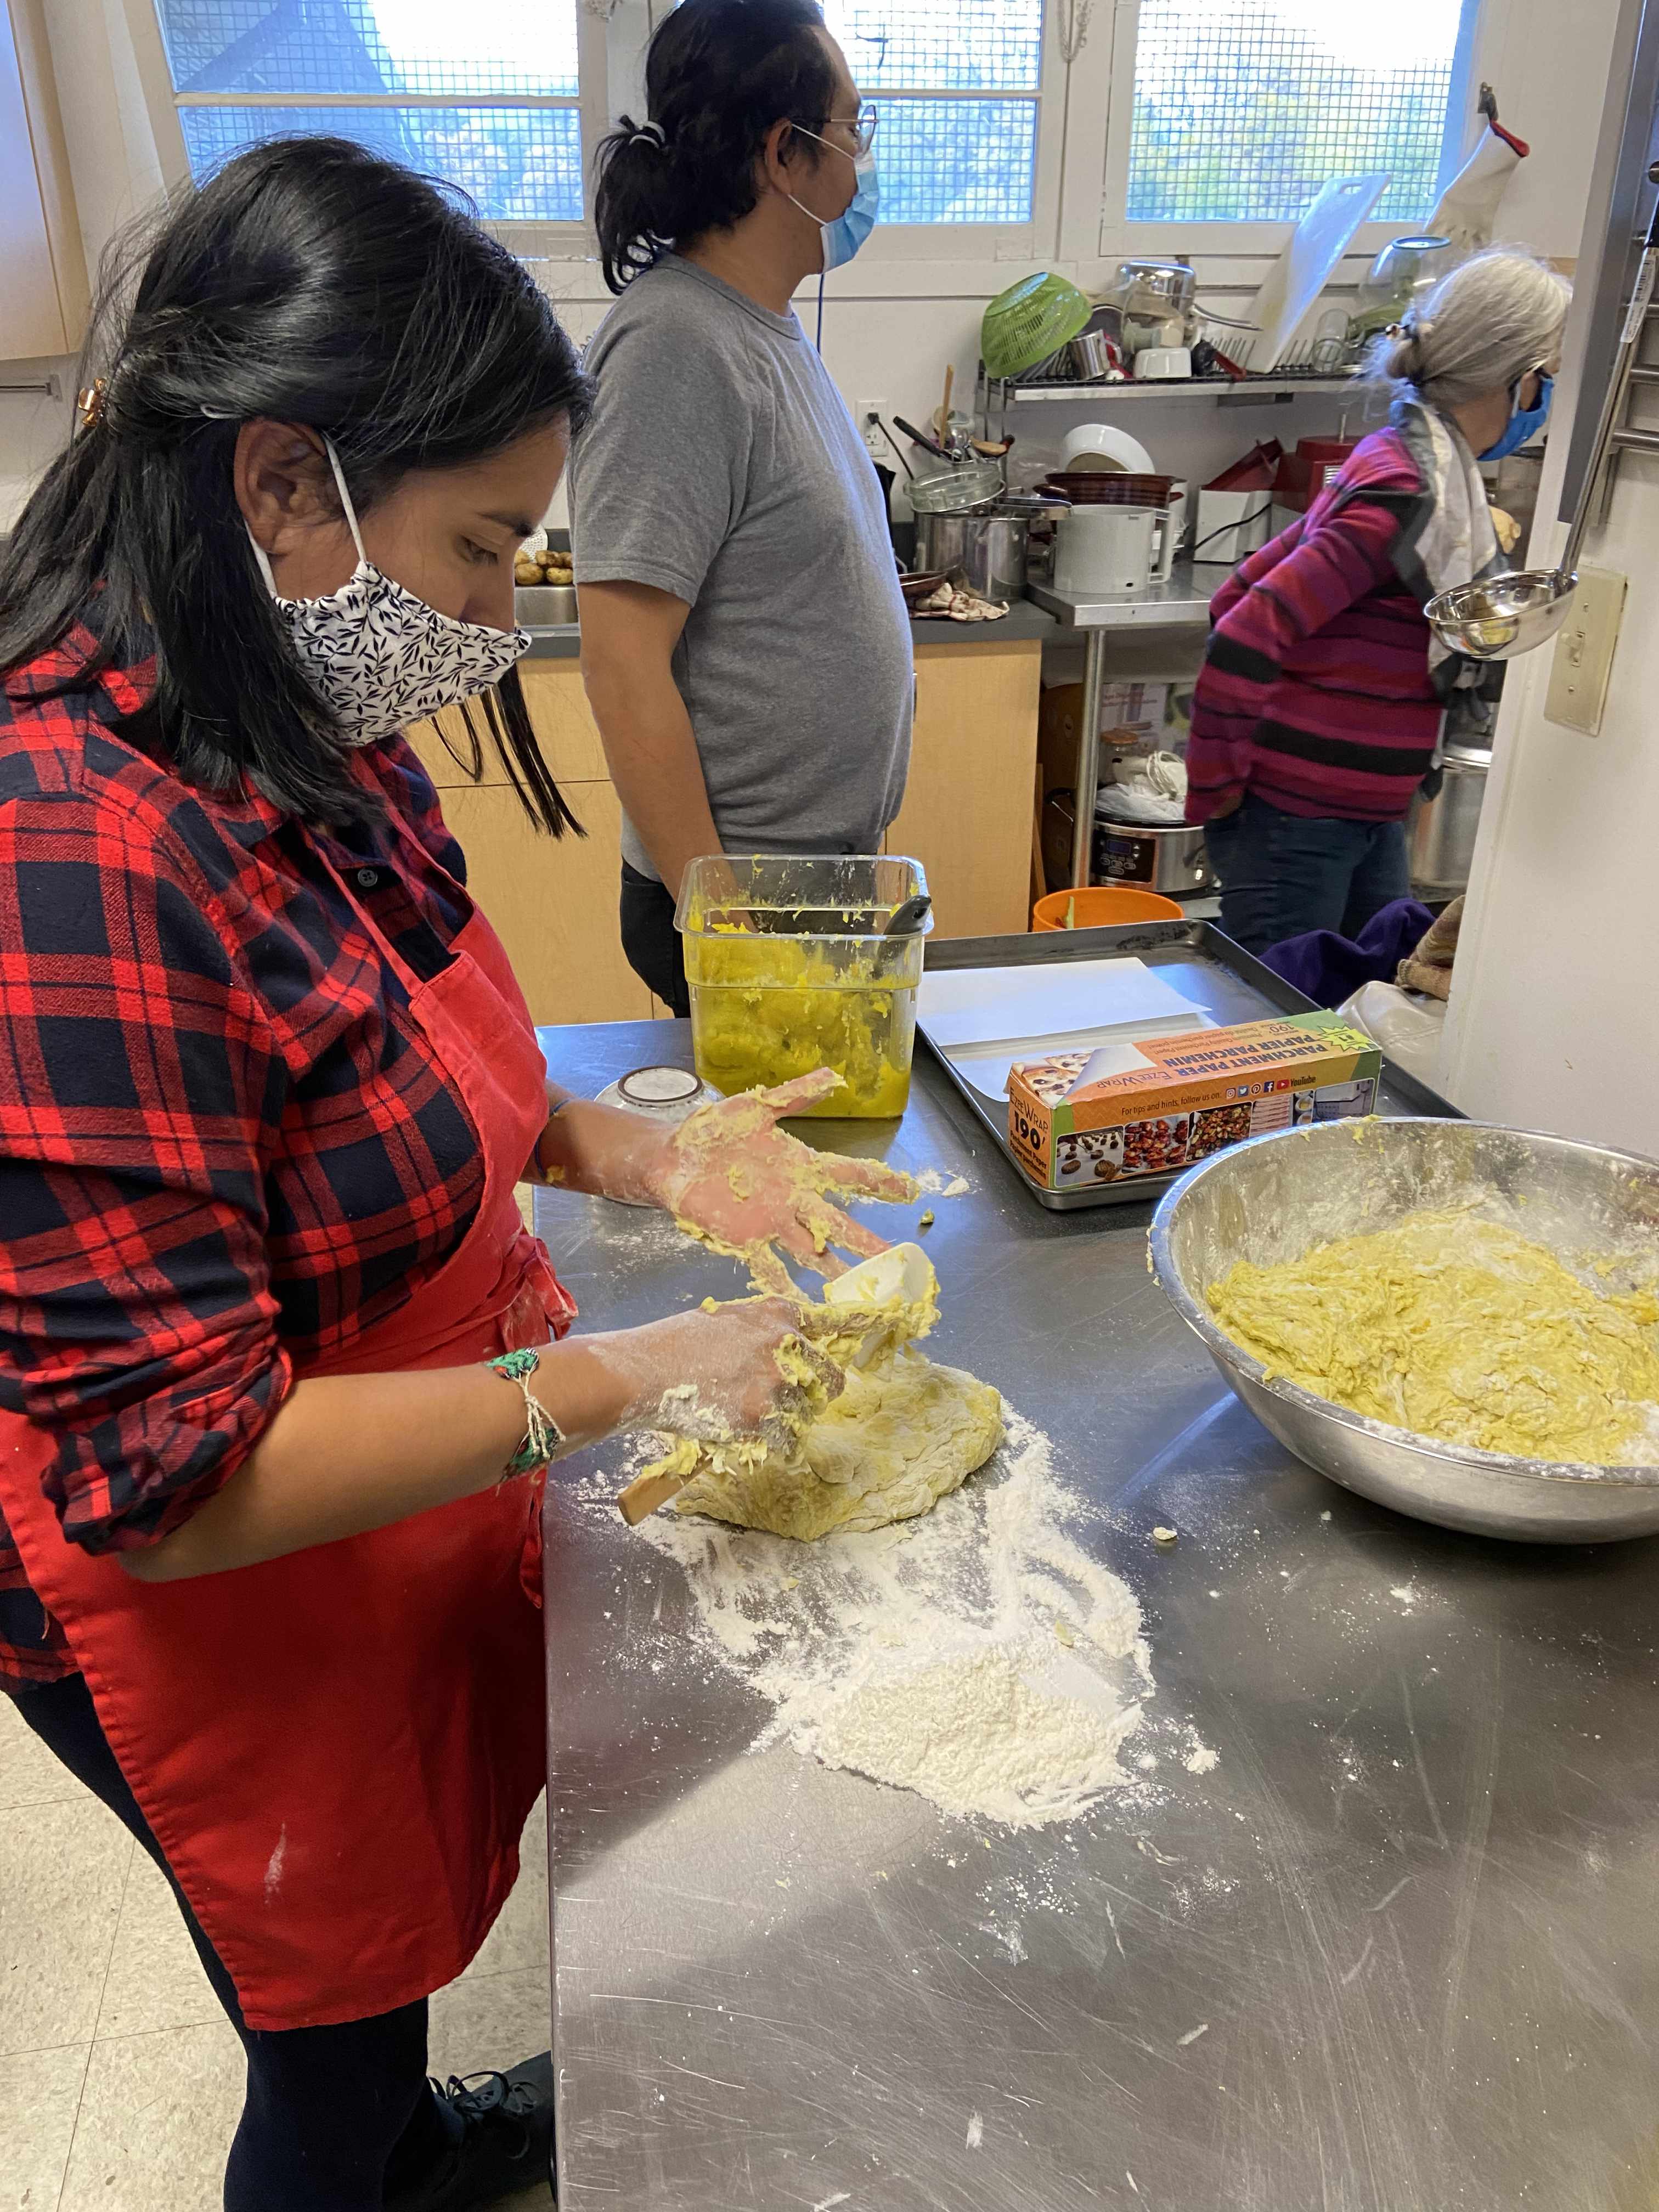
1113,258,1196,321
912,507,1031,603
1409,742,1489,894
1042,794,1210,894
1098,817,1209,894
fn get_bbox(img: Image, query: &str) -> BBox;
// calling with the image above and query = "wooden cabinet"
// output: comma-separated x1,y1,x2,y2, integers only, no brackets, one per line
435,778,654,1026
1,0,88,359
407,669,653,1027
410,636,1043,1024
890,635,1043,939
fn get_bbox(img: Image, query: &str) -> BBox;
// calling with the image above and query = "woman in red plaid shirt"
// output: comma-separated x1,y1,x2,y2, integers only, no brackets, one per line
0,138,907,2212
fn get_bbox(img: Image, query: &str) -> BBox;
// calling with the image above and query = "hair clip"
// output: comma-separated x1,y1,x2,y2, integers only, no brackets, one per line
75,379,108,434
629,119,665,147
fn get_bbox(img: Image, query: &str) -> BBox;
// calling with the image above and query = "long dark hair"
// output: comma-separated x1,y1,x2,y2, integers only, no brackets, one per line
594,0,837,293
0,137,590,834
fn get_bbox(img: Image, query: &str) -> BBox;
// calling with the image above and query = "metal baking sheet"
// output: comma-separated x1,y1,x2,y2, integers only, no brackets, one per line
918,919,1460,1210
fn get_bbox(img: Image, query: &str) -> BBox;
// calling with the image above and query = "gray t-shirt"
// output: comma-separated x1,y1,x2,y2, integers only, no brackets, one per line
568,256,913,881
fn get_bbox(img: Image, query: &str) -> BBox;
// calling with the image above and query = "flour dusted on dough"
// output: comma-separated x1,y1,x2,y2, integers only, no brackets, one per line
673,1352,1003,1541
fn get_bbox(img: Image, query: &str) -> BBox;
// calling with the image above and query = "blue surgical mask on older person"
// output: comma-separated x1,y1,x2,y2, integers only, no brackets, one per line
1480,371,1554,461
788,130,879,273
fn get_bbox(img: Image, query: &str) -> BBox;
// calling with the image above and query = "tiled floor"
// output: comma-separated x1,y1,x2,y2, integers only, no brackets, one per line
0,1692,554,2211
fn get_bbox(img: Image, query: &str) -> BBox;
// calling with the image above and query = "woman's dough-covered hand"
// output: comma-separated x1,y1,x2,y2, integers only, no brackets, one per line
599,1296,845,1449
641,1070,917,1290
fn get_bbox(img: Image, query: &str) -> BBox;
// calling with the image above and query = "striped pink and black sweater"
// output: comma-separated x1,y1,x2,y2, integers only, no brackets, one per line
1185,424,1449,826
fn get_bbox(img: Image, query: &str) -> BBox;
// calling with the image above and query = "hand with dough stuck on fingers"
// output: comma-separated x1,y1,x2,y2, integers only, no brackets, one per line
640,1069,918,1290
597,1294,847,1452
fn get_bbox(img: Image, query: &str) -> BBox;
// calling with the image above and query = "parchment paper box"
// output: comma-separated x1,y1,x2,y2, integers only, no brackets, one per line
1006,1009,1382,1193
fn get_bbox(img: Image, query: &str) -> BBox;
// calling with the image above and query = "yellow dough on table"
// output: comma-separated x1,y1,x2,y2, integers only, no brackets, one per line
672,1351,1005,1541
1208,1209,1659,1465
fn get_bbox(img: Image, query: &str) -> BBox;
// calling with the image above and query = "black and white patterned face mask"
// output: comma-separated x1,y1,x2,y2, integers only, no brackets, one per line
249,439,531,747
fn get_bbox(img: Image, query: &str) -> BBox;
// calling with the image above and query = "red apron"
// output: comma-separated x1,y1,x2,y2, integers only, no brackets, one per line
0,861,574,2031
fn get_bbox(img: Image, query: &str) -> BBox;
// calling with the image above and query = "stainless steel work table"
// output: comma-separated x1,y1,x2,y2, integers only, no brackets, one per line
535,1016,1659,2212
1030,564,1213,893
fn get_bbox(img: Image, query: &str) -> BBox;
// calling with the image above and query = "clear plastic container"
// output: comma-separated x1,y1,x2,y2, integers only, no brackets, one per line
674,856,932,1119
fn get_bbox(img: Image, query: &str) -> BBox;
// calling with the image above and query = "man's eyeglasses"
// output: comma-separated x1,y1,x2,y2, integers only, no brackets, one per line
823,104,879,155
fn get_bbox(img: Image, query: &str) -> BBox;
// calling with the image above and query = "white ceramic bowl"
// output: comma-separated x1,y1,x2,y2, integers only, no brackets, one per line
1058,422,1157,476
1133,346,1193,381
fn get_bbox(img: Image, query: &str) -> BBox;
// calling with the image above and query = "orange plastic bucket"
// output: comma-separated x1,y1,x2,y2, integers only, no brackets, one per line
1032,885,1184,931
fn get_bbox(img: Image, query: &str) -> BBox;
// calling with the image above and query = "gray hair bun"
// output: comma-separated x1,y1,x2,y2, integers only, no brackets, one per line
1383,318,1432,382
1369,250,1570,405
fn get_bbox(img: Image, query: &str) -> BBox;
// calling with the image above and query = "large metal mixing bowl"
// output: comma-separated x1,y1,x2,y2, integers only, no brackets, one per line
1149,1120,1659,1542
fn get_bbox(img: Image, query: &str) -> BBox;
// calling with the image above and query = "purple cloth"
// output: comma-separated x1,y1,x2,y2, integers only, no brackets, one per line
1260,898,1436,1007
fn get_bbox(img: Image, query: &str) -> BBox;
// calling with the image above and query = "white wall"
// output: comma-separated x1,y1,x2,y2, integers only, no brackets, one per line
0,359,74,524
1441,518,1659,1156
0,0,1623,531
1440,2,1659,1154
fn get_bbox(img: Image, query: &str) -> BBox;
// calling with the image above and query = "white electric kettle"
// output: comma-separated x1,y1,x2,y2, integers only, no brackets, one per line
1053,490,1183,593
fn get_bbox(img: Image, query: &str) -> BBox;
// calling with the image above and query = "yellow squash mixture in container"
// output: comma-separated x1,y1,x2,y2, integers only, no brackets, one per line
676,856,930,1119
1208,1208,1659,1465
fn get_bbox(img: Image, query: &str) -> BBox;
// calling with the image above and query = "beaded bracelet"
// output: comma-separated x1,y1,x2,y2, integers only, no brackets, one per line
486,1347,565,1476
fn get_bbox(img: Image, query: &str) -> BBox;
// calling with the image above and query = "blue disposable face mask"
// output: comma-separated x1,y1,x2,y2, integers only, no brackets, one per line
1480,371,1554,461
788,128,879,273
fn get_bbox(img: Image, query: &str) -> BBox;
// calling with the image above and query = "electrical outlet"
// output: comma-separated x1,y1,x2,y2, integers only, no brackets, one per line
855,396,888,460
1544,565,1627,736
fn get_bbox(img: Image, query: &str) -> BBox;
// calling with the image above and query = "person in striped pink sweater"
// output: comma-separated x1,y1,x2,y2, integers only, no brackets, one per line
1186,250,1570,955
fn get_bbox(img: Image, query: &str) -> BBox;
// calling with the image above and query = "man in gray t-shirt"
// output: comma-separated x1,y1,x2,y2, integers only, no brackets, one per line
569,12,912,1014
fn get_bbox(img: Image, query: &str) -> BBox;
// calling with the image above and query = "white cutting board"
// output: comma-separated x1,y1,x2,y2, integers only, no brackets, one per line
918,957,1201,1051
1246,173,1390,370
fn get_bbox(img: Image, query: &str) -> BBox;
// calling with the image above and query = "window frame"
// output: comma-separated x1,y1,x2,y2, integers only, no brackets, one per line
816,0,1063,264
124,0,1069,291
1095,0,1487,265
122,0,608,245
123,0,1493,308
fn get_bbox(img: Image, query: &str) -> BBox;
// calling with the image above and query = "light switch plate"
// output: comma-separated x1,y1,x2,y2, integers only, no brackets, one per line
1544,565,1627,735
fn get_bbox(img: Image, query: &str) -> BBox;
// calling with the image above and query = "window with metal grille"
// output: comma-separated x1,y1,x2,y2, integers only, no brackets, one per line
154,0,584,222
1127,0,1472,224
821,0,1042,224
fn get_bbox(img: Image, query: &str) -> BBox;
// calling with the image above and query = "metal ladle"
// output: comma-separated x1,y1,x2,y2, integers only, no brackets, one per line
1425,165,1659,661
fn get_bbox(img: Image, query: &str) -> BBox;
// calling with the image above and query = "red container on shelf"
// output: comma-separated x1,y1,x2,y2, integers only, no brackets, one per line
1204,437,1284,493
1272,437,1359,513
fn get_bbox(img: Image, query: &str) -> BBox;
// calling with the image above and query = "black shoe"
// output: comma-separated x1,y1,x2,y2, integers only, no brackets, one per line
385,2052,555,2209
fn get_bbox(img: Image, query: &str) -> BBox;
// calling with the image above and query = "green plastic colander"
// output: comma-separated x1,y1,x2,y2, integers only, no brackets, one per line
980,273,1092,381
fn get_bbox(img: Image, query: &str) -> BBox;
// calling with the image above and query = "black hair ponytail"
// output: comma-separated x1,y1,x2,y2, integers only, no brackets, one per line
0,136,590,834
594,0,837,292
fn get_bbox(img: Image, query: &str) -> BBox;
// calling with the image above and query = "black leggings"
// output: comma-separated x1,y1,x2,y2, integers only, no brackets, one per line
14,1671,460,2211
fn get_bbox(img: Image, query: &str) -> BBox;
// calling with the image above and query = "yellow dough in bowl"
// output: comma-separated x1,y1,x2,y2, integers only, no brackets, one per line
1207,1209,1659,1465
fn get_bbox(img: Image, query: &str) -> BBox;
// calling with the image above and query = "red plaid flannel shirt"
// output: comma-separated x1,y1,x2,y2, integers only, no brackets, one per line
0,625,533,1688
